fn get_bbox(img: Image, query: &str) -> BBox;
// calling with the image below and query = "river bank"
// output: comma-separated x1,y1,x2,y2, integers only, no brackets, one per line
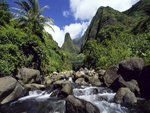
0,57,150,113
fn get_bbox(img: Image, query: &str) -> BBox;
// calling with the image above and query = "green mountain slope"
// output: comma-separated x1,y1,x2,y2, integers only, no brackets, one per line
62,33,80,54
81,6,135,48
81,1,150,69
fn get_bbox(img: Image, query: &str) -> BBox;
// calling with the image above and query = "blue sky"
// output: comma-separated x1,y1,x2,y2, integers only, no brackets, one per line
8,0,140,47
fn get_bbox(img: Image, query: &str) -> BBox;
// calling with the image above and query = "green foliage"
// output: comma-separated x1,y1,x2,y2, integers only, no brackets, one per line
0,0,11,26
81,1,150,69
13,0,54,40
83,30,150,69
0,23,64,76
62,33,80,54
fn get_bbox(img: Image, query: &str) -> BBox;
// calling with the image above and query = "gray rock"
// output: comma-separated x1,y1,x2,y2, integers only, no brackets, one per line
75,78,88,85
118,57,144,81
66,95,99,113
119,77,140,95
17,68,41,84
89,75,102,86
114,87,137,105
0,76,25,104
103,66,120,87
25,83,45,90
61,83,73,96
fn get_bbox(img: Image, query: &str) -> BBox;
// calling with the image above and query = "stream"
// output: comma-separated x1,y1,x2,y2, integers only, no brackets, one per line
0,86,146,113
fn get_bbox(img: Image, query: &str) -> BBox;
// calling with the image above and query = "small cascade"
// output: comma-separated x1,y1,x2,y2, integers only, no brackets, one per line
73,86,128,113
0,90,66,113
17,90,53,101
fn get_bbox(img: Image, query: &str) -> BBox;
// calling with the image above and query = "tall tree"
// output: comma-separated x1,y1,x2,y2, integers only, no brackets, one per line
13,0,53,40
0,0,11,26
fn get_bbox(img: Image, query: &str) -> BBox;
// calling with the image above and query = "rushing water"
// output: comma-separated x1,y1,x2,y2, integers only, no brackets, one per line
73,86,128,113
0,86,146,113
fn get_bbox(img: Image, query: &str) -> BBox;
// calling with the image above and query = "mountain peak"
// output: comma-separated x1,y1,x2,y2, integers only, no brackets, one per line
125,0,150,17
62,33,80,54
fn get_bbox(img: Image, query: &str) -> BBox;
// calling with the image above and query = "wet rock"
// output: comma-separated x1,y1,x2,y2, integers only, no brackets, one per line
66,95,99,113
118,57,144,81
139,64,150,99
61,83,73,96
103,66,120,87
0,76,25,104
114,87,137,105
16,68,41,84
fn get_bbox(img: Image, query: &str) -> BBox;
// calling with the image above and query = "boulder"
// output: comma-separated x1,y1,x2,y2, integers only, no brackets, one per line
53,80,71,86
118,57,144,81
89,75,102,86
66,95,99,113
103,66,120,87
114,87,137,105
97,69,106,76
139,65,150,99
75,78,88,85
75,71,85,78
17,68,41,84
61,83,73,96
25,83,45,90
44,76,53,86
0,76,25,104
118,77,140,95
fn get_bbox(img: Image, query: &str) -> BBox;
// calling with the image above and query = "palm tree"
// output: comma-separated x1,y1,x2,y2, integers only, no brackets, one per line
0,0,11,26
13,0,54,40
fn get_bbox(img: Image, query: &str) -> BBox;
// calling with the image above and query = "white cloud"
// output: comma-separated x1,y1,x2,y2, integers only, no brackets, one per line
63,10,70,17
45,0,140,47
45,25,65,47
64,22,89,40
69,0,140,21
44,22,89,47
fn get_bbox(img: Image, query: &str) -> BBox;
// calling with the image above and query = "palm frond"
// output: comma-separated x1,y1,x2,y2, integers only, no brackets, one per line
45,17,54,24
12,7,27,15
40,5,49,13
44,23,54,32
14,1,29,12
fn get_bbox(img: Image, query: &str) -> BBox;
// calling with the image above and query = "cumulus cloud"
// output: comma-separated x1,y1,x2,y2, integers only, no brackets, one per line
44,22,89,47
44,25,65,47
64,22,89,40
69,0,140,21
63,10,70,17
45,0,140,47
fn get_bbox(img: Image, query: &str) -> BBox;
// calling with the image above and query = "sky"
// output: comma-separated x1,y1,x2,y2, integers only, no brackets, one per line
8,0,140,47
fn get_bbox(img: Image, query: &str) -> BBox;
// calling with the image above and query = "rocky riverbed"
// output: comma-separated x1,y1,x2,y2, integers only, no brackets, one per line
0,57,150,113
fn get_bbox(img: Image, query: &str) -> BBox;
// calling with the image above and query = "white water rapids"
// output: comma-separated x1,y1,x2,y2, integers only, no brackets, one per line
73,86,128,113
15,86,128,113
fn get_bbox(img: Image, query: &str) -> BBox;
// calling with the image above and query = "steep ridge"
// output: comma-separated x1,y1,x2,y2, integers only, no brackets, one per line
62,33,80,54
81,6,135,48
80,0,150,69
